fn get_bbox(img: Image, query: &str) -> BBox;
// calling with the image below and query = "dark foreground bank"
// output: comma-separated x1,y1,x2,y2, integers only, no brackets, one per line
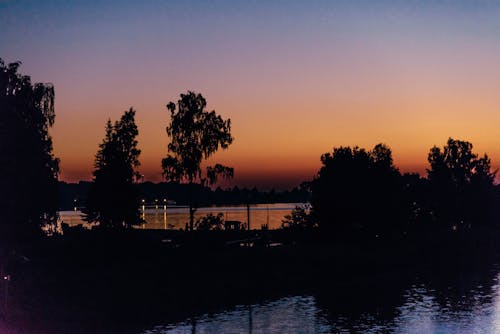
0,227,499,333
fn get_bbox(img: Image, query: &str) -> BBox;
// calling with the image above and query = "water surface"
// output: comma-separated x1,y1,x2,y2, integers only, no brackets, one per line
59,203,300,230
142,264,500,334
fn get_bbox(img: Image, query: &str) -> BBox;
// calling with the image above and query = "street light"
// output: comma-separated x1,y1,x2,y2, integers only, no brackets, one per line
3,274,10,314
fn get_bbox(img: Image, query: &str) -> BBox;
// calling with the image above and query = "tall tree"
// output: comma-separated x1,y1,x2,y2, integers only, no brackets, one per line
427,138,496,226
0,59,59,242
84,108,142,228
162,91,234,231
310,144,406,236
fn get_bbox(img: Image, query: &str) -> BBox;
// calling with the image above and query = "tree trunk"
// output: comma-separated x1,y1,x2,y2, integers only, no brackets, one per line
247,202,250,231
189,204,194,232
188,181,194,231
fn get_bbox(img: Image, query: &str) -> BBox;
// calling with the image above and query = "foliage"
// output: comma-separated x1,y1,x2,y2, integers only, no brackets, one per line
162,91,234,230
84,108,142,228
310,144,408,235
427,138,496,226
309,138,498,237
0,58,59,240
428,138,494,186
281,204,317,230
195,213,224,231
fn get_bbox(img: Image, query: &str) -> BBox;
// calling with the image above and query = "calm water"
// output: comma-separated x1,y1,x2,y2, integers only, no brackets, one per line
59,203,300,230
57,205,500,333
142,264,500,334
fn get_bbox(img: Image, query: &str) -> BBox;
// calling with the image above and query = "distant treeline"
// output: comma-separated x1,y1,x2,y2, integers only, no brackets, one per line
58,181,310,210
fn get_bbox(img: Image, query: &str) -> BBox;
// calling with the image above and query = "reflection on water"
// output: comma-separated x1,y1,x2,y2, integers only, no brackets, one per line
59,203,300,230
144,296,331,334
143,264,500,334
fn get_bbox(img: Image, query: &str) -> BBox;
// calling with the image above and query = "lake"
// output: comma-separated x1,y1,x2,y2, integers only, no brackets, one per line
141,263,500,333
58,203,302,230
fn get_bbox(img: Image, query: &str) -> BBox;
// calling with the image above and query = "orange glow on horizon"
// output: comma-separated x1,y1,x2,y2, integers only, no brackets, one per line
11,2,497,190
54,90,500,189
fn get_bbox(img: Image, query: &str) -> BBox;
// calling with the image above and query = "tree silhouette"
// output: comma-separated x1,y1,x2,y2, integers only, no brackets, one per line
427,138,496,227
195,213,224,231
84,108,142,228
310,144,406,236
281,204,317,230
162,91,234,231
0,59,59,241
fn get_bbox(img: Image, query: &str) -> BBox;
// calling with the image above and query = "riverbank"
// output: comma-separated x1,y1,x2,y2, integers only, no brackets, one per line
1,227,499,333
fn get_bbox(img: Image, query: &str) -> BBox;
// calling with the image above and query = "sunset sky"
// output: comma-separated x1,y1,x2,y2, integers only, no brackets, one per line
2,1,500,189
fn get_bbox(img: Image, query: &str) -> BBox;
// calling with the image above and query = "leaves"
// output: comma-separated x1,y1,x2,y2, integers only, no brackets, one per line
84,108,142,228
206,164,234,185
162,91,234,184
281,205,316,230
0,58,59,235
195,213,224,231
427,138,496,225
163,91,234,231
311,143,404,234
427,138,495,186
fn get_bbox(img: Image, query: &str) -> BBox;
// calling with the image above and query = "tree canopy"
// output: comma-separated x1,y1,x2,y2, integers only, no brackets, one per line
84,108,142,229
427,138,497,226
281,204,317,230
0,59,59,241
195,213,224,231
305,137,500,239
427,138,495,186
310,144,408,235
162,91,234,230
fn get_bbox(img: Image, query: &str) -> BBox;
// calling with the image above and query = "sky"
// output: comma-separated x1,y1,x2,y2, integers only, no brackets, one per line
2,0,500,189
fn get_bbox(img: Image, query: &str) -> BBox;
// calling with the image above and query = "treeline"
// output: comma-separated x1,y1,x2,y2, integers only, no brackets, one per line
285,139,500,238
59,181,310,210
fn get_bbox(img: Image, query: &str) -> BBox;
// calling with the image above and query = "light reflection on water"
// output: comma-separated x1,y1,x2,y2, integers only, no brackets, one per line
143,296,331,334
386,281,499,334
143,269,500,334
58,203,300,230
